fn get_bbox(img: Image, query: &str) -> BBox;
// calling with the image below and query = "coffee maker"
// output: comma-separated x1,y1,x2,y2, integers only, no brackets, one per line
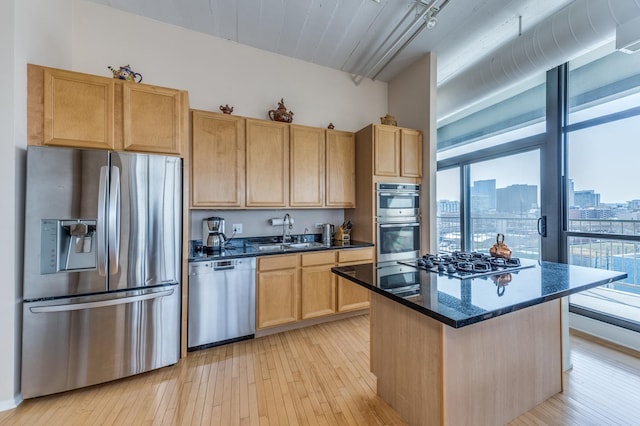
202,217,227,251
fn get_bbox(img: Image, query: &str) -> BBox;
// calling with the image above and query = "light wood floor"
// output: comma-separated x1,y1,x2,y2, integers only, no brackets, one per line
2,315,640,425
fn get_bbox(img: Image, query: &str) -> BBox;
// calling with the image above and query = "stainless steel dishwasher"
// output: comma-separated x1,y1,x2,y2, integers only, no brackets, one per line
188,257,256,350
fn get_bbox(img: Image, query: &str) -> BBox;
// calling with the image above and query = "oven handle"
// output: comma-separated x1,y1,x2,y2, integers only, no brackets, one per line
378,192,420,196
379,222,420,228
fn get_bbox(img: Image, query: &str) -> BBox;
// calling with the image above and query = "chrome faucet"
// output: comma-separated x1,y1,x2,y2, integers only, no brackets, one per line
282,213,292,243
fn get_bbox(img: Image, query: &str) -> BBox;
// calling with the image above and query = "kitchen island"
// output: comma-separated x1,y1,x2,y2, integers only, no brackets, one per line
331,261,626,426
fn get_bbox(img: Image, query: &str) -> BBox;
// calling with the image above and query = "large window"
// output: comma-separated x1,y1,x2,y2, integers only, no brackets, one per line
436,43,640,332
436,74,544,258
565,48,640,329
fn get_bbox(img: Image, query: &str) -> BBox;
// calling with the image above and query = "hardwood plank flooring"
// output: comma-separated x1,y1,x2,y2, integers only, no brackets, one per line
2,315,640,425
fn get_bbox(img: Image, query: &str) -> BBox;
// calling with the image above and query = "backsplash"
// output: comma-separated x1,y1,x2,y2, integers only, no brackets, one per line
189,209,347,240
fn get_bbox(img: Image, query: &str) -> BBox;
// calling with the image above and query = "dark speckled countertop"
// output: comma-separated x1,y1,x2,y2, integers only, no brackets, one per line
188,237,374,261
331,261,627,328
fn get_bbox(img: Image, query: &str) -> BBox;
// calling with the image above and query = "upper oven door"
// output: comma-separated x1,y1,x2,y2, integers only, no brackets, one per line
377,190,420,221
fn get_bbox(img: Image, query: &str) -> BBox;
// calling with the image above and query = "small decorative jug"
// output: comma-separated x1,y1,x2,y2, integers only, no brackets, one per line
107,64,142,83
380,114,397,126
268,98,294,123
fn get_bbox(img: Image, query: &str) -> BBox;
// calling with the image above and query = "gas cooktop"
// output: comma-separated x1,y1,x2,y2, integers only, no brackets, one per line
398,251,537,279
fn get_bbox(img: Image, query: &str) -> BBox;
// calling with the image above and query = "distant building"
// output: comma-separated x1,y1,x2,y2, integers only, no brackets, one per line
496,184,538,214
471,180,496,212
628,199,640,211
438,200,460,214
574,190,600,208
567,179,575,207
578,208,614,219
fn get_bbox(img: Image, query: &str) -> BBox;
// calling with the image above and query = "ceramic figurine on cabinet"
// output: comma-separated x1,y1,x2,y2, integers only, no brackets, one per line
107,64,143,83
268,98,294,123
220,104,234,114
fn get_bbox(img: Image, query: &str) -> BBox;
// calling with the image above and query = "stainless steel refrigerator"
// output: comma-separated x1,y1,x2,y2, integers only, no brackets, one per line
22,146,182,399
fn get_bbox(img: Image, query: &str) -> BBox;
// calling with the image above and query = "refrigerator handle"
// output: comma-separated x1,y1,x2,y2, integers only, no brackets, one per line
97,166,109,276
109,166,121,275
29,289,175,313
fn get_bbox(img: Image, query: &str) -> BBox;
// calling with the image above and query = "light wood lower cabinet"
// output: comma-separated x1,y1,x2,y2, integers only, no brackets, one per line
337,247,374,312
300,251,336,320
256,247,373,330
257,255,299,329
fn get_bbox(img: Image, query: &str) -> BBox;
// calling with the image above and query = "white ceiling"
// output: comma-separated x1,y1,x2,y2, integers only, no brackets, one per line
87,0,575,85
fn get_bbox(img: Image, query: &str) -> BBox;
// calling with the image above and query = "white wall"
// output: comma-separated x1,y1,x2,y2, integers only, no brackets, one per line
71,0,387,132
388,53,437,253
2,0,74,410
190,209,345,241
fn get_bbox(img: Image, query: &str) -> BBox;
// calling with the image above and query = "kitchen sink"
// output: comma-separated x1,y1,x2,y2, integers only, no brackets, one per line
286,242,327,249
252,241,327,252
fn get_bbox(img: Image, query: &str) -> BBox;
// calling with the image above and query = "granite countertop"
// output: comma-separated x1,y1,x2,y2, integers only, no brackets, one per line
188,238,374,262
331,261,627,328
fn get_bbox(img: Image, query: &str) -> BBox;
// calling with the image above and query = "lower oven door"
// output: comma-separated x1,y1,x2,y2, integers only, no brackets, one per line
377,221,420,263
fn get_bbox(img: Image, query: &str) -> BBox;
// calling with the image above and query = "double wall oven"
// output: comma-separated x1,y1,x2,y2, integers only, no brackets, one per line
376,183,421,264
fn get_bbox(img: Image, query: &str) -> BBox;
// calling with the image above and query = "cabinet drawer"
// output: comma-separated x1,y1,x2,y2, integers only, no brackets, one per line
337,247,374,264
301,251,336,267
258,254,298,271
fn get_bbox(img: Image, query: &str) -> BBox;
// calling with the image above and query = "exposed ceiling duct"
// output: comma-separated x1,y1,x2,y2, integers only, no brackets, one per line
437,0,640,122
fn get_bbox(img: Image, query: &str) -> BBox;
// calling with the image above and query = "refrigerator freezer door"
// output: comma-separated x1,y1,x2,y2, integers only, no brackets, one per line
108,152,182,291
24,147,109,300
21,284,180,399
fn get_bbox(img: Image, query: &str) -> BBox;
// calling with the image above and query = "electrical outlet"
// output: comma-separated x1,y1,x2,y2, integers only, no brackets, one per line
232,224,243,234
314,223,323,229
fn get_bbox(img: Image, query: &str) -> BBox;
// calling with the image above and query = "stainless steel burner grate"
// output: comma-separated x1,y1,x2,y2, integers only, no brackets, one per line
400,251,537,279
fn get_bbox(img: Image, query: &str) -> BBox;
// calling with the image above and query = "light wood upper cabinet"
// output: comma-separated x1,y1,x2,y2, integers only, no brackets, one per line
374,125,401,177
122,84,185,155
371,124,423,179
326,130,356,207
43,68,115,150
401,128,422,178
28,64,188,156
191,111,245,208
245,119,289,207
290,124,324,207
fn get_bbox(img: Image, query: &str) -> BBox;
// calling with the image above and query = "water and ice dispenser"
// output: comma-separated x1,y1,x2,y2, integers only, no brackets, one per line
40,219,97,274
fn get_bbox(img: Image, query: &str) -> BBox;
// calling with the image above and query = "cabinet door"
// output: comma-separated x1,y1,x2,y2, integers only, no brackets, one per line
246,119,289,207
122,83,184,155
257,268,299,329
300,264,336,319
191,111,245,207
337,248,374,312
401,129,422,178
374,125,400,177
326,130,356,207
290,125,324,207
43,68,115,150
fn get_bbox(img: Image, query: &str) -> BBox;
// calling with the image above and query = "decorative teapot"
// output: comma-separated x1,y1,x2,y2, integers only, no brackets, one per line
489,233,512,259
107,64,142,83
268,98,294,123
380,114,397,126
219,104,234,114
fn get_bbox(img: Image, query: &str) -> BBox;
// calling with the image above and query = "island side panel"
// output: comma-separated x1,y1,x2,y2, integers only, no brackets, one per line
442,299,563,426
370,293,443,425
